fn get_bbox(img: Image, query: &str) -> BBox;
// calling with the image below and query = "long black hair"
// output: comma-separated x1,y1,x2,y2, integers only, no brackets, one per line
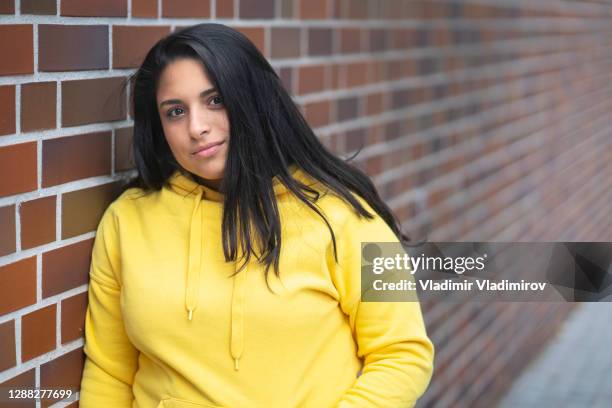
122,23,411,282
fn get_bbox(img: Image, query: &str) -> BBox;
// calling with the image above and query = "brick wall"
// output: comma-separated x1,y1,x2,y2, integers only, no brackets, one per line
1,1,611,407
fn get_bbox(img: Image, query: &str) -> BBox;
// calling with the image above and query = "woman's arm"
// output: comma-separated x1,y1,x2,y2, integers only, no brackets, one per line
330,201,435,408
79,205,139,407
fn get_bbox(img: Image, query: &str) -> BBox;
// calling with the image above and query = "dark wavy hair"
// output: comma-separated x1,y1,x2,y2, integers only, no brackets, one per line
122,23,411,282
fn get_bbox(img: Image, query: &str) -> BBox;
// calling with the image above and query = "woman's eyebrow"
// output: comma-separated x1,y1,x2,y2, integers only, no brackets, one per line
159,87,217,107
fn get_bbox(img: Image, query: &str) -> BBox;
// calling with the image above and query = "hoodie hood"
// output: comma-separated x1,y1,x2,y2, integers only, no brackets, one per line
164,163,318,370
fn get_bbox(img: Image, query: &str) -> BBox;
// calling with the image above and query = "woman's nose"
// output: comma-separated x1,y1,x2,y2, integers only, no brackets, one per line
188,107,211,139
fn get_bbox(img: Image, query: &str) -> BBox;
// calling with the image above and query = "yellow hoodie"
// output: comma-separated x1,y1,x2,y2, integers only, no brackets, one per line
79,165,434,408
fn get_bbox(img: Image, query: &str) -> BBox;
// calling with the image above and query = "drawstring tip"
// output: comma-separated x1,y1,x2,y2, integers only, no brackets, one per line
234,358,240,371
187,309,193,321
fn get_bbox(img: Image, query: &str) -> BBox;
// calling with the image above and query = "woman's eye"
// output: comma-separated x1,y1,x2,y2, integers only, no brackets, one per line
167,107,185,118
210,95,223,106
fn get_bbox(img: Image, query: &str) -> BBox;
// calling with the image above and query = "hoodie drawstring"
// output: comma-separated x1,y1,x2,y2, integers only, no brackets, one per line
230,264,247,371
184,185,247,371
185,189,204,321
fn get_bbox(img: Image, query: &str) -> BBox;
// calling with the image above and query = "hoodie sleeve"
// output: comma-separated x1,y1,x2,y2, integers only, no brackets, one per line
330,201,435,408
79,205,139,407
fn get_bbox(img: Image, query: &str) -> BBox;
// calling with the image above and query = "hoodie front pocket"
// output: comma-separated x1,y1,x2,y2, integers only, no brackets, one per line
157,397,226,408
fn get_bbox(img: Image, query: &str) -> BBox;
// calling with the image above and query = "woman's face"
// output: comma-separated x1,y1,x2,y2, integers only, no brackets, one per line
156,58,230,187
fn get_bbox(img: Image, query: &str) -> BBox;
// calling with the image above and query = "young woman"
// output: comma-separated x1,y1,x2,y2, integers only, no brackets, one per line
79,23,434,408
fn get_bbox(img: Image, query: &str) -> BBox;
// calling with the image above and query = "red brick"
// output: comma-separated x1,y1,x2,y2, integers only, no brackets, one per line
278,67,293,93
162,0,210,17
299,0,329,19
21,82,56,132
280,0,294,18
113,26,170,69
21,304,56,362
0,142,37,198
239,0,274,18
43,239,93,298
20,195,56,250
42,131,111,187
115,127,135,171
340,28,361,53
270,27,301,59
0,85,15,135
0,205,16,256
39,25,108,72
61,292,88,343
304,100,331,128
216,0,234,18
132,0,157,17
0,320,16,371
366,92,384,115
21,0,56,14
346,62,368,87
307,28,333,56
61,182,121,239
40,348,84,406
0,0,15,13
61,0,126,16
231,26,266,56
0,257,37,315
298,65,326,95
0,369,36,408
62,77,127,126
0,25,33,75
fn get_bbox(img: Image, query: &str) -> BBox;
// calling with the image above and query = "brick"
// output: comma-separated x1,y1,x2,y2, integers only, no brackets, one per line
278,67,293,94
0,0,15,13
0,205,16,256
61,182,121,239
231,27,266,57
340,28,361,53
61,0,126,16
0,257,37,315
216,0,234,18
346,62,368,87
0,25,33,75
21,0,56,14
368,28,389,52
40,348,84,405
61,292,88,343
0,85,15,135
366,92,384,115
239,0,274,18
298,65,326,95
0,320,16,371
280,0,294,18
336,96,359,121
62,77,126,127
43,131,111,187
21,82,56,132
113,26,170,69
115,127,135,172
271,28,301,59
0,369,36,408
39,25,108,72
0,142,37,198
43,239,93,298
21,304,56,362
162,0,210,17
304,100,331,128
308,28,333,56
132,0,157,17
299,0,328,19
20,196,56,250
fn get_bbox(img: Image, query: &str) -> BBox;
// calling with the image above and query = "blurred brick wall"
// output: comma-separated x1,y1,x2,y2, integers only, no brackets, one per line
1,1,611,407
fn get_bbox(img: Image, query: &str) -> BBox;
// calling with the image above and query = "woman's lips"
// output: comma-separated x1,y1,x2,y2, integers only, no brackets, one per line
193,141,224,158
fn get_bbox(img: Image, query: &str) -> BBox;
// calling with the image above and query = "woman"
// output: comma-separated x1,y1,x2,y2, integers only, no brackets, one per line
79,23,434,408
